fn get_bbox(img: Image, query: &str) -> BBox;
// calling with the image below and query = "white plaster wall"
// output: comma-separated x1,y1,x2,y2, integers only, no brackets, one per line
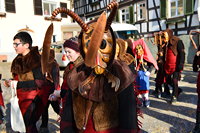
135,24,141,33
168,24,176,30
149,21,160,32
0,0,72,62
191,14,199,26
178,30,187,35
149,9,157,19
155,0,160,7
160,20,167,31
141,22,147,33
148,0,154,8
177,22,185,28
148,0,160,8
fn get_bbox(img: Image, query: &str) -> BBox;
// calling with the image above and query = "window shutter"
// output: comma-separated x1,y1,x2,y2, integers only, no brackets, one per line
160,0,167,19
115,10,119,22
5,0,15,13
60,2,67,18
184,0,194,15
33,0,42,15
129,6,134,24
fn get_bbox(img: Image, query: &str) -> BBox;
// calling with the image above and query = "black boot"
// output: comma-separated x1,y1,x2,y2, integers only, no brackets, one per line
170,95,177,104
192,111,200,133
162,83,171,98
152,83,162,98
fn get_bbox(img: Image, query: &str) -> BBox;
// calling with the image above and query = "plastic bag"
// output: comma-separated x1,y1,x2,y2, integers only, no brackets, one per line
10,81,26,132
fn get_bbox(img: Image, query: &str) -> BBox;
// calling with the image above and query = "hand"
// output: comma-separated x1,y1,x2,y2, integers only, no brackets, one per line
48,94,58,101
196,51,200,56
3,80,11,88
145,71,150,76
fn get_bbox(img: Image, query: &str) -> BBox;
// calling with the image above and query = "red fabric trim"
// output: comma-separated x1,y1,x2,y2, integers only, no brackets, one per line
61,79,70,91
55,85,61,90
83,118,118,133
133,81,143,131
131,39,158,70
38,85,51,106
139,90,149,94
0,92,4,107
17,89,39,115
13,74,19,80
165,48,176,75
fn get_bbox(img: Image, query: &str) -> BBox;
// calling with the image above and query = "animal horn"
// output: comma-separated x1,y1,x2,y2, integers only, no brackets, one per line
84,12,107,67
189,30,199,49
51,7,89,32
41,23,54,75
105,1,119,31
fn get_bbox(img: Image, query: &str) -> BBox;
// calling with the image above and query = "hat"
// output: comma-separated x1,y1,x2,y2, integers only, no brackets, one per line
63,39,79,52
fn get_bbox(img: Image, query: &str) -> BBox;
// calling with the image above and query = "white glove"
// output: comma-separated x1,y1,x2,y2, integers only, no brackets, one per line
197,51,200,56
48,90,61,101
145,71,150,77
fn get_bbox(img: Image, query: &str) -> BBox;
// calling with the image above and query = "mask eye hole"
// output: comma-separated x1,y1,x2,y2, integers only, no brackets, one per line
100,40,107,49
86,40,90,48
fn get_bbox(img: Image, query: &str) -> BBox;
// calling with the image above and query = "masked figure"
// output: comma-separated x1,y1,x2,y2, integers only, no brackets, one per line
49,1,141,132
153,31,170,98
130,39,158,107
9,23,59,133
164,29,185,103
190,30,200,133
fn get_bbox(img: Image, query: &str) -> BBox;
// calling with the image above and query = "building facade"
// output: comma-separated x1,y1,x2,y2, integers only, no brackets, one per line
74,0,200,63
0,0,77,62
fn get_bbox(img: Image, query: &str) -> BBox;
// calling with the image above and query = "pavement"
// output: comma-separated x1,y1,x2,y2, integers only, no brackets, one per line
0,62,198,133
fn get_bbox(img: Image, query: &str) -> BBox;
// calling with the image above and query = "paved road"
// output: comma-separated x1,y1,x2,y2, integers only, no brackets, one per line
0,63,198,133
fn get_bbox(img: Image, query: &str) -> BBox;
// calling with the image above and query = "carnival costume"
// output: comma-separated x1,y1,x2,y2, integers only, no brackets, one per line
130,39,158,107
50,1,141,132
153,31,169,97
190,30,200,133
40,49,60,132
10,25,57,132
0,76,5,124
164,29,185,103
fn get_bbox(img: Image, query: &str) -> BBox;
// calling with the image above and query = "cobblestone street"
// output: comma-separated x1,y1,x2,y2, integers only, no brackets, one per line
0,63,198,133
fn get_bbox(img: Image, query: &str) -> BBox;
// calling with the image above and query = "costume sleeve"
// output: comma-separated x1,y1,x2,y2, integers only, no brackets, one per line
146,61,155,73
52,62,60,90
176,40,185,72
60,80,69,98
193,55,198,72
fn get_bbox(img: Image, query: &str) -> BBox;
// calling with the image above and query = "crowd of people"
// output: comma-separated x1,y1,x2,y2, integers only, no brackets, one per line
1,1,200,133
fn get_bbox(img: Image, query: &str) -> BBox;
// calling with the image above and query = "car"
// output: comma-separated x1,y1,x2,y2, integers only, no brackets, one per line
50,43,69,68
111,23,141,40
39,43,69,68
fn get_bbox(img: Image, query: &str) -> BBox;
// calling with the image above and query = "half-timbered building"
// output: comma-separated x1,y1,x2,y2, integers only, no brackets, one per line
74,0,200,63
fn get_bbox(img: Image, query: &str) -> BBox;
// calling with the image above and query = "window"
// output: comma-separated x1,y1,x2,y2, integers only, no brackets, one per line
121,8,129,23
43,0,57,16
169,0,184,18
137,1,146,21
5,0,15,13
160,0,193,19
34,0,43,15
60,2,67,18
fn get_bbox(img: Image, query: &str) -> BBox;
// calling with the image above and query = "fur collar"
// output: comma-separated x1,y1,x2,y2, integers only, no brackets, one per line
11,46,41,74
